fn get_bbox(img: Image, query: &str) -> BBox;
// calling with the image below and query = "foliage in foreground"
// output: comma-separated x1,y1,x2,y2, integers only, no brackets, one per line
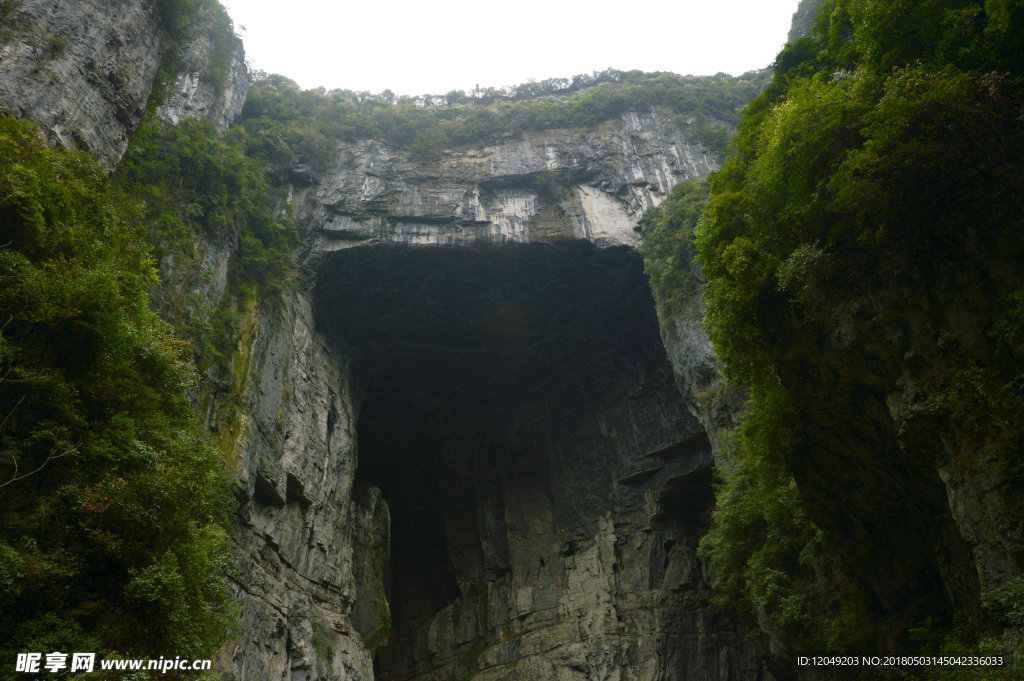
639,178,710,325
687,0,1024,673
641,182,876,660
114,116,298,379
0,115,234,666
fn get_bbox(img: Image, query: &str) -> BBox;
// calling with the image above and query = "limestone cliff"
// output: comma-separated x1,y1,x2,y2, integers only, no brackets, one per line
0,2,764,679
155,14,247,135
294,110,715,256
212,110,762,680
0,0,246,169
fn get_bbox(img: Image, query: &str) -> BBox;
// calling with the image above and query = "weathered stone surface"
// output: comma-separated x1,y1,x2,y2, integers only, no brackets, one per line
366,380,760,681
292,110,716,265
351,486,392,650
215,293,375,681
0,0,246,169
764,249,1023,638
0,0,167,169
7,4,1018,680
156,22,248,133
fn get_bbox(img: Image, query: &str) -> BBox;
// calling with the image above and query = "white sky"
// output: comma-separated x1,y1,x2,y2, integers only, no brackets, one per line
218,0,801,97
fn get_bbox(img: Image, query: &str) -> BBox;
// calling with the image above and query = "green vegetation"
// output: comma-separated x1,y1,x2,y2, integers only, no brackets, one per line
698,395,875,658
639,178,710,325
0,116,234,663
237,69,771,167
685,0,1024,672
639,177,881,656
114,116,298,378
149,0,238,113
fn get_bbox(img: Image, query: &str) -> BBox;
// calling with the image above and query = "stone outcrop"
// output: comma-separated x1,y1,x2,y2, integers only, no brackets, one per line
6,2,1020,679
762,243,1024,645
0,0,168,169
0,2,763,678
208,106,762,680
0,0,246,169
214,294,375,681
292,110,716,262
156,16,248,133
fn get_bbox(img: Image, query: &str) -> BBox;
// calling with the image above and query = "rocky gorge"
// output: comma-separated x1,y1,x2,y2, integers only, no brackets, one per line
210,97,759,681
2,0,1021,679
1,2,760,678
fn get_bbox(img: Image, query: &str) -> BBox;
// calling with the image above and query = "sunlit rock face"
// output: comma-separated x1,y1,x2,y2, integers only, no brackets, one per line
289,111,715,259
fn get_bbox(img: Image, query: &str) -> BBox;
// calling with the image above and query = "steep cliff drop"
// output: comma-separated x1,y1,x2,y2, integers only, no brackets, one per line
313,242,747,680
0,1,765,674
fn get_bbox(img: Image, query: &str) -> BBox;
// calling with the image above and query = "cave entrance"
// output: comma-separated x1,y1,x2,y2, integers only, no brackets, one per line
313,242,696,680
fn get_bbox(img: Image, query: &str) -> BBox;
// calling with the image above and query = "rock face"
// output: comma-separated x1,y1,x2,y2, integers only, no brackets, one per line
215,294,375,681
207,109,762,681
294,111,716,261
0,2,762,677
0,0,168,168
0,0,246,169
156,20,248,133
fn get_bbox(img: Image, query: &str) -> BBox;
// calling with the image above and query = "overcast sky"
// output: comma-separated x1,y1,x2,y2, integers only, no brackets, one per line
218,0,802,96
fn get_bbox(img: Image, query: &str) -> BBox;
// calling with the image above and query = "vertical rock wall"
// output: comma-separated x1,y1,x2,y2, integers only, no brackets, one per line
0,3,764,676
0,0,247,169
0,0,168,169
306,243,762,681
214,294,376,680
360,351,758,681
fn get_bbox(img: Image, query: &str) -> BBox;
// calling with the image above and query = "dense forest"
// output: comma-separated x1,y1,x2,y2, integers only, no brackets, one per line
0,114,236,669
643,0,1024,676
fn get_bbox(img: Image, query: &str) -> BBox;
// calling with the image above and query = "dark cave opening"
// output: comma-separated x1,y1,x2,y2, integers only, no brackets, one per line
313,242,693,679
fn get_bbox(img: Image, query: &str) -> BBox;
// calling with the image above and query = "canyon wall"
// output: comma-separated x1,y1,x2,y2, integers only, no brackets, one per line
216,111,761,679
0,0,246,169
0,3,757,679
